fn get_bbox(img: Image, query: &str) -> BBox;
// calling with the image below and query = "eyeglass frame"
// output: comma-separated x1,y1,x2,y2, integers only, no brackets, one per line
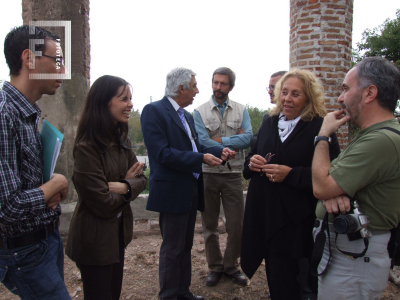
266,85,275,91
260,153,275,176
40,54,64,66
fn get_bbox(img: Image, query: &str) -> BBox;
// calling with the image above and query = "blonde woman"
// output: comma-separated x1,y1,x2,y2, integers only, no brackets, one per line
241,69,340,300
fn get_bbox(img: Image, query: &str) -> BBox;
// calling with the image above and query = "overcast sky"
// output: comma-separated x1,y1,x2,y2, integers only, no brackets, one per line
0,1,398,112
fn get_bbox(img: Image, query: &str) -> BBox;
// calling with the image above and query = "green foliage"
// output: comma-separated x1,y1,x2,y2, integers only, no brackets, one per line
247,105,269,134
128,109,144,144
353,9,400,125
354,9,400,68
136,145,146,155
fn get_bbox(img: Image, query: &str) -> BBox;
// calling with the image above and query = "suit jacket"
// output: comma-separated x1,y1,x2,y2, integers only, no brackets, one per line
141,97,223,214
241,115,340,278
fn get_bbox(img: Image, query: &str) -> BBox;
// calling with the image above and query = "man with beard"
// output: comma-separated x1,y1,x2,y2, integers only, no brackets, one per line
194,67,252,287
312,57,400,300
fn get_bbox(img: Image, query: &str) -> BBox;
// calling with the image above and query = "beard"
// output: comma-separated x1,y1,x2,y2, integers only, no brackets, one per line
213,90,228,100
342,92,362,126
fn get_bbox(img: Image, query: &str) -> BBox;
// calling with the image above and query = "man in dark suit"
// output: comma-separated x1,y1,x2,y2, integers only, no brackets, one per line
141,68,234,300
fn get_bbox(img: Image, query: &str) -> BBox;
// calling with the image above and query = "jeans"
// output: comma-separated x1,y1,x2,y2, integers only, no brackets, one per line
0,229,70,300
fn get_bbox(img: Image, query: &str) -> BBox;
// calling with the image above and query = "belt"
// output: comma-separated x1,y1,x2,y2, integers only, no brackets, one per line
0,218,60,250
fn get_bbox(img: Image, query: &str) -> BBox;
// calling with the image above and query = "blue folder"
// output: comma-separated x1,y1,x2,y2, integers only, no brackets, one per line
40,119,64,183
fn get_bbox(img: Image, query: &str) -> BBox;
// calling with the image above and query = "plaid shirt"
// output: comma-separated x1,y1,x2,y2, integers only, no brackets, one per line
0,82,60,237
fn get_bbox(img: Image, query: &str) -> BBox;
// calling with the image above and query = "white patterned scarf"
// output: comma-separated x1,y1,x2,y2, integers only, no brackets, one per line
278,112,301,142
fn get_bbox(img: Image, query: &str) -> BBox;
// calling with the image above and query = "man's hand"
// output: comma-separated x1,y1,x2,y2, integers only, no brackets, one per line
323,194,351,214
264,164,292,182
237,128,245,135
46,193,61,210
221,148,236,161
41,173,69,210
319,109,350,137
125,162,144,179
203,154,223,167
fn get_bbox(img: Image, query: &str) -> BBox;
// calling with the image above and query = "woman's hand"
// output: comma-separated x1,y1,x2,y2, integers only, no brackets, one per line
248,154,267,173
263,164,292,182
125,162,145,179
108,182,129,194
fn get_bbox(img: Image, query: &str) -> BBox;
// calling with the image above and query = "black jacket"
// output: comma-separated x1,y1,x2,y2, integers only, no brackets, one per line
241,115,340,279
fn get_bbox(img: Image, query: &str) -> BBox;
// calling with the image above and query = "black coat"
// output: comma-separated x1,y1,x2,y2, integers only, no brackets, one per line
241,115,340,279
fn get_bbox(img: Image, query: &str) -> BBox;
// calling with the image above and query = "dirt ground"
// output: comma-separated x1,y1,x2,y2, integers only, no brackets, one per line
1,219,400,300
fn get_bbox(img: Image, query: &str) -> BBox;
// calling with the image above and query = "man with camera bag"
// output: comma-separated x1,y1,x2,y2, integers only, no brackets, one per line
312,57,400,300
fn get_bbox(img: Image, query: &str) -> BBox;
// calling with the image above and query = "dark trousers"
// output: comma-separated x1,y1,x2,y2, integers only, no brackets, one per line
159,178,198,300
77,217,125,300
265,252,317,300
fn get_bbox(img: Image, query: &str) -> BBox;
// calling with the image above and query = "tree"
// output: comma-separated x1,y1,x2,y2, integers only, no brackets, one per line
128,109,144,144
355,9,400,68
353,10,400,125
247,105,268,134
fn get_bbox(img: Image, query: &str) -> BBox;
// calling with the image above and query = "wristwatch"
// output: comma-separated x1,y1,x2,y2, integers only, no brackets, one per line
314,136,331,146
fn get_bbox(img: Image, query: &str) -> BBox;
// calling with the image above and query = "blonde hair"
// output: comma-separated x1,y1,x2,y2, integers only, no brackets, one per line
270,69,327,121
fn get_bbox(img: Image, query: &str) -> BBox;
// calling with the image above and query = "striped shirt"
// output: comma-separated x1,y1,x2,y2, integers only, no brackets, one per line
0,82,60,237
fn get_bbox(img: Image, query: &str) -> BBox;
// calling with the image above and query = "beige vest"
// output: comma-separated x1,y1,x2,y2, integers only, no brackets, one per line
195,97,246,173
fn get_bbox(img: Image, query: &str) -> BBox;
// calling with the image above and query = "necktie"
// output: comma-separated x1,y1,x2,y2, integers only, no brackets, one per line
177,108,200,179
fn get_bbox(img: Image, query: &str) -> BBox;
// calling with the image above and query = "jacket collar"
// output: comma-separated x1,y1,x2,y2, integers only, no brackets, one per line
207,96,232,111
2,81,41,119
161,96,188,136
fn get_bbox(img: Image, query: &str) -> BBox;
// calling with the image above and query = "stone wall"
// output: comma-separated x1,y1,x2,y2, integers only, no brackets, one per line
289,0,354,148
22,0,90,202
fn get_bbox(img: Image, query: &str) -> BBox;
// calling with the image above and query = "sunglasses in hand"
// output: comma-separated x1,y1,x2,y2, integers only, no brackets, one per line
260,153,275,176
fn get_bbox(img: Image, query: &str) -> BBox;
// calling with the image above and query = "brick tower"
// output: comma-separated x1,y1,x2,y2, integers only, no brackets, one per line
289,0,354,148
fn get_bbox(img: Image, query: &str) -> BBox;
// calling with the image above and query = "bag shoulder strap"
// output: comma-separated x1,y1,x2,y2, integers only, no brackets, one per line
379,127,400,136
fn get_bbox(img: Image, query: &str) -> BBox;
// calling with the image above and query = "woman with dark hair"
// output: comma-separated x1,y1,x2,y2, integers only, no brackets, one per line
66,75,147,300
241,69,341,300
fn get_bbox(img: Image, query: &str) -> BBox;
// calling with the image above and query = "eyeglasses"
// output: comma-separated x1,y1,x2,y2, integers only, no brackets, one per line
260,153,275,176
267,85,275,91
41,54,64,66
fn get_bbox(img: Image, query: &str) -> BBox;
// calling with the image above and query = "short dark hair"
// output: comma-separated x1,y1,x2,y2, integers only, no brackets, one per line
4,25,60,76
355,57,400,113
271,71,287,78
73,75,131,157
212,67,236,87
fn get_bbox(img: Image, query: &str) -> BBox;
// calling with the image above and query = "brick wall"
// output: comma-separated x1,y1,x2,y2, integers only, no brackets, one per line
290,0,354,148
